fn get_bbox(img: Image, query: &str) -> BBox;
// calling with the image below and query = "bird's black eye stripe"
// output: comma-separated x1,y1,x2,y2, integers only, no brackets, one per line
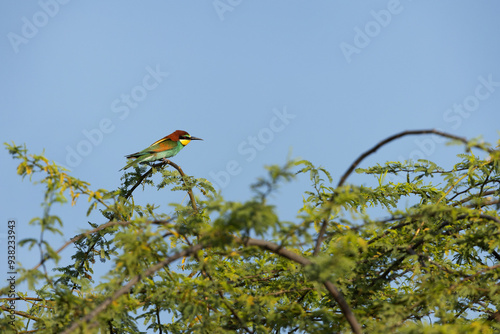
181,135,191,139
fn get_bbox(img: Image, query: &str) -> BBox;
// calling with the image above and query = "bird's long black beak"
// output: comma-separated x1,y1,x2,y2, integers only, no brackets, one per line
190,136,203,141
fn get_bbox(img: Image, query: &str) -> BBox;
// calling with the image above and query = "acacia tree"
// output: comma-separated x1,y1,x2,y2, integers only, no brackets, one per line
1,129,499,333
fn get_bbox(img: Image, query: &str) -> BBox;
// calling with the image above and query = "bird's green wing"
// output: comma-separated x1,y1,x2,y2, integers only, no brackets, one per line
147,136,178,153
126,137,177,159
121,136,179,170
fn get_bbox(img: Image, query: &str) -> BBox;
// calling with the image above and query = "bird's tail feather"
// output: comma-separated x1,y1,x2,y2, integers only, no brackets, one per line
120,155,148,171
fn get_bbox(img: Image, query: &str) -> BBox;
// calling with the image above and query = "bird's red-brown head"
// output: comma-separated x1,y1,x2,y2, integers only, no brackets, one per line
166,130,203,146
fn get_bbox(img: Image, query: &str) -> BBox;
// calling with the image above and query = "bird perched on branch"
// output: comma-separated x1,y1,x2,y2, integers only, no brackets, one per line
121,130,202,170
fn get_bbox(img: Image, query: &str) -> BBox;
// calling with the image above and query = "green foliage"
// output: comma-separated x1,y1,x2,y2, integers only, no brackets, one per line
1,136,500,333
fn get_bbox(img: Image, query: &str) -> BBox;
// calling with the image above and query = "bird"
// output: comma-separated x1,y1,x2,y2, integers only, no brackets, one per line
120,130,202,170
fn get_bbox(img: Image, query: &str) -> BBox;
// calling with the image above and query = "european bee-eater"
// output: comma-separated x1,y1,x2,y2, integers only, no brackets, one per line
121,130,202,170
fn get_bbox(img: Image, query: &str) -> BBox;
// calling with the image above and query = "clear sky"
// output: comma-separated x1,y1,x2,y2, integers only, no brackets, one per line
1,0,500,325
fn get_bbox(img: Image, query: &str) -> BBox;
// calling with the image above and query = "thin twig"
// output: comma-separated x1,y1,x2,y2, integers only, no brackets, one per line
241,237,363,334
449,263,500,291
17,330,40,334
337,129,492,188
0,306,40,321
315,129,493,266
215,280,254,333
465,197,500,209
32,220,173,272
124,167,154,200
62,235,364,334
0,297,45,302
163,160,198,213
268,288,313,296
125,160,198,212
186,237,254,334
155,304,163,334
369,213,500,289
68,162,196,293
108,320,115,334
62,244,205,334
313,219,328,256
33,220,128,271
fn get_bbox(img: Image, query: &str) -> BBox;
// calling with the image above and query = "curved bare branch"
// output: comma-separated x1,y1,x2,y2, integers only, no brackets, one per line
315,129,494,263
241,237,363,334
337,129,493,188
124,160,198,212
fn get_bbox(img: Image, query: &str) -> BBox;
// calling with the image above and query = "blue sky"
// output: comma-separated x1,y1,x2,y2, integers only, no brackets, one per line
1,0,500,326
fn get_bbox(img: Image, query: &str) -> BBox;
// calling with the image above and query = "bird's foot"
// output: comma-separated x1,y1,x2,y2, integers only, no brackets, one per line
162,158,171,164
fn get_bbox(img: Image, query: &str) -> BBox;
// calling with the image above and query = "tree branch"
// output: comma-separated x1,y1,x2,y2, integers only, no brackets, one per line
0,306,40,321
313,219,328,256
162,160,198,213
124,167,154,200
155,304,163,334
61,243,205,334
0,219,175,297
268,288,313,296
62,235,364,334
314,129,494,267
30,219,174,272
368,213,500,289
241,237,363,334
449,263,500,291
125,160,198,212
337,129,492,188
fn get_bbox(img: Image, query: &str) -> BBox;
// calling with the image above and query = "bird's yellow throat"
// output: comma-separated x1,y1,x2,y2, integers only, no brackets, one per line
179,139,191,146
